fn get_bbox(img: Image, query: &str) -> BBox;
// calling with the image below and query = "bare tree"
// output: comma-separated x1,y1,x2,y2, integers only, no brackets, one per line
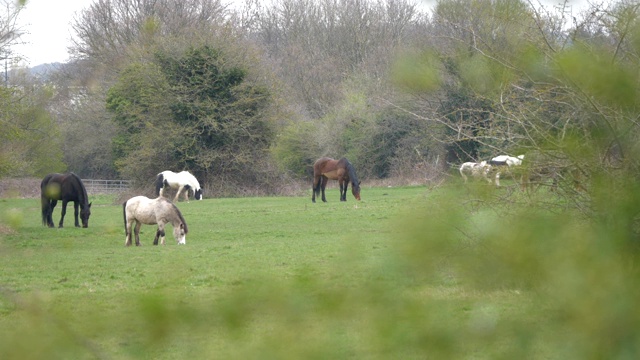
70,0,228,63
0,0,25,63
251,0,423,118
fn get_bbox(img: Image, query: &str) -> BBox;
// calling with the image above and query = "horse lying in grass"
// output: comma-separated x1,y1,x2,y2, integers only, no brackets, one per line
123,196,188,246
459,161,493,183
155,170,203,202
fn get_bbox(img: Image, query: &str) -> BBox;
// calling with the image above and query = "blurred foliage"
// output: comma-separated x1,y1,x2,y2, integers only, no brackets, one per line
0,84,65,177
2,183,640,358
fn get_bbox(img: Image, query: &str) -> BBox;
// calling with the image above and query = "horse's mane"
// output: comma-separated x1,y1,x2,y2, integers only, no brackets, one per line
69,173,90,206
343,158,360,186
170,203,189,234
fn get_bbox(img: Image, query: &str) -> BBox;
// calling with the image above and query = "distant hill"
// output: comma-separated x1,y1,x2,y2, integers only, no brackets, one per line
29,62,63,78
6,62,64,83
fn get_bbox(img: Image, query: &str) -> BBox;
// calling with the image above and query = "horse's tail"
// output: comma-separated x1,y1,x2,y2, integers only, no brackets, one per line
154,173,164,196
40,175,53,226
313,176,322,197
123,200,128,235
41,194,49,226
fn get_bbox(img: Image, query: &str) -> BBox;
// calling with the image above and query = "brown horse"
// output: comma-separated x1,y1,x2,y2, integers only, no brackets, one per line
312,157,361,202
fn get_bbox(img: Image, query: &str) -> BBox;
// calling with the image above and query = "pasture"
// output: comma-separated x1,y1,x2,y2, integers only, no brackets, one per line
1,184,639,359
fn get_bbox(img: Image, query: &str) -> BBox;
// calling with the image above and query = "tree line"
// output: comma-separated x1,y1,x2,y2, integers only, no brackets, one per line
1,0,639,209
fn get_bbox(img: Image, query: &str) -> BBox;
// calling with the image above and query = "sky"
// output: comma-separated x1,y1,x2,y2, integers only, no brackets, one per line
13,0,591,67
14,0,92,66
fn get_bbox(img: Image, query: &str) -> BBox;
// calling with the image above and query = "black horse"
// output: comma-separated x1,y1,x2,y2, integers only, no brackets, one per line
41,173,92,228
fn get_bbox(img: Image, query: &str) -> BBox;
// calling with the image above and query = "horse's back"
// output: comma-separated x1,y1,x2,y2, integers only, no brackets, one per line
125,196,157,224
126,196,178,225
41,173,75,200
313,157,337,174
178,171,200,187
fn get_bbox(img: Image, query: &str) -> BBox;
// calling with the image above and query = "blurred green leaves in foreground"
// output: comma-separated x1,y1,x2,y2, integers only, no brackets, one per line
1,180,640,358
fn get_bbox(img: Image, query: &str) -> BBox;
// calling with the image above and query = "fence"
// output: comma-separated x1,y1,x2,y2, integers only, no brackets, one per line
82,179,132,194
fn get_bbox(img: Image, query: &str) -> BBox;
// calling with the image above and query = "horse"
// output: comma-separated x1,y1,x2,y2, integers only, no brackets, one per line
155,170,203,202
41,173,92,228
489,154,524,167
123,196,188,246
312,157,361,202
489,155,525,186
459,161,493,183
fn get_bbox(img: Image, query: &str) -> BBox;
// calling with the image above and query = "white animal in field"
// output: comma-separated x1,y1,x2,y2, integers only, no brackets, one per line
489,155,525,186
489,154,524,167
154,170,203,202
459,161,493,183
123,196,188,246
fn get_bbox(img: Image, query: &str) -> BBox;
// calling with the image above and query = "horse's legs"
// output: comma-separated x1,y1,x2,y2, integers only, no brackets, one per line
320,176,328,202
312,175,319,203
125,219,134,246
184,188,190,202
134,222,142,246
171,185,185,202
339,178,348,201
73,201,80,227
46,200,56,227
58,200,69,228
153,223,166,245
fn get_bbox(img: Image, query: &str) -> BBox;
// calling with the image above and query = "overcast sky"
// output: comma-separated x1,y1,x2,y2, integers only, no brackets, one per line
13,0,591,67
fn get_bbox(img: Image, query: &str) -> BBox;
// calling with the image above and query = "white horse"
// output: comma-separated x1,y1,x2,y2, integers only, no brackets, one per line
155,170,203,202
489,155,524,186
490,154,524,167
459,161,493,183
123,196,188,246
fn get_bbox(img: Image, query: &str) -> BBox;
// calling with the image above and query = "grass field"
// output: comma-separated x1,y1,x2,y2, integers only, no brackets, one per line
1,184,639,359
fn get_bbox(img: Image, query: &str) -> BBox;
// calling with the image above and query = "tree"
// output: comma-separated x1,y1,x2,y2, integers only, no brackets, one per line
0,0,25,62
0,81,65,177
107,45,276,186
70,0,226,64
393,0,640,218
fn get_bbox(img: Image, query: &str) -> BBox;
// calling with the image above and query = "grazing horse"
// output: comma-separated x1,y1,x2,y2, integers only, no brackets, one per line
312,157,361,202
489,155,525,186
41,173,92,228
123,196,188,246
155,170,203,202
459,161,492,183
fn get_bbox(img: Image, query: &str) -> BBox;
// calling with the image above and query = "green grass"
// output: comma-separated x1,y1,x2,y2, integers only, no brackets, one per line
1,184,639,359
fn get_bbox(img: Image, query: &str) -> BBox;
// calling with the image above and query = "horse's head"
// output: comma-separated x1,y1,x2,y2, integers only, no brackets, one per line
80,202,92,228
352,181,361,201
194,188,203,200
174,222,187,245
